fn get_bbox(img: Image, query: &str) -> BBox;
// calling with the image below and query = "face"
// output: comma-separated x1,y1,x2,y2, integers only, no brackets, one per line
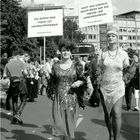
61,47,71,60
83,56,88,62
107,33,118,44
133,55,138,63
3,53,8,59
24,54,30,62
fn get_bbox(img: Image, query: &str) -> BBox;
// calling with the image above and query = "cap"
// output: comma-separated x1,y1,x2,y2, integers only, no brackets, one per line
107,24,119,37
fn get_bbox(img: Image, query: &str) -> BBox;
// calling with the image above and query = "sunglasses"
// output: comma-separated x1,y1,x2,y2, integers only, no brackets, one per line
107,34,117,38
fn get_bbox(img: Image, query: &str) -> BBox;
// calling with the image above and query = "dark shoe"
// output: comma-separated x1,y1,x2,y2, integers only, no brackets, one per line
13,115,23,125
125,107,131,111
28,99,35,102
126,106,131,111
123,106,131,111
11,117,18,124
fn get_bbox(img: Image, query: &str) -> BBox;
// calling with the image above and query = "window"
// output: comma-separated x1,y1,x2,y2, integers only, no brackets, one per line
88,35,93,39
132,28,135,33
137,43,140,47
133,36,136,40
127,20,135,27
136,22,140,28
93,34,96,39
133,43,136,46
123,28,127,32
128,36,132,40
137,36,140,40
119,28,123,32
122,20,126,26
117,20,122,26
119,36,123,40
122,36,127,41
128,29,132,32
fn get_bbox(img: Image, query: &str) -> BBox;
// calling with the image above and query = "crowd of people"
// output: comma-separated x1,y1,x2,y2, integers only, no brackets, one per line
0,23,139,140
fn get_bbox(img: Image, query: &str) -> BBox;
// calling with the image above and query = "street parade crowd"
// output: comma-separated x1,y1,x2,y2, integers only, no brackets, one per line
0,24,139,140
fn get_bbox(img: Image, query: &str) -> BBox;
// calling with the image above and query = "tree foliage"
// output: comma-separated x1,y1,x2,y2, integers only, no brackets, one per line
126,48,138,59
0,0,38,57
0,0,85,58
63,19,85,43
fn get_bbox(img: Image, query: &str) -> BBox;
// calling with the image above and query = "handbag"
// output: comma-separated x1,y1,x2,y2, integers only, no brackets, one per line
84,76,94,99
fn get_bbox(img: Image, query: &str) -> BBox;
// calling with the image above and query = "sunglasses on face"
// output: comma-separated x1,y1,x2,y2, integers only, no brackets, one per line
107,34,117,38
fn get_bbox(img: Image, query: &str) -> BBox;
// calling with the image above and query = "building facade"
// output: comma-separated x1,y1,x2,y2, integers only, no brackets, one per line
65,11,140,51
114,11,140,50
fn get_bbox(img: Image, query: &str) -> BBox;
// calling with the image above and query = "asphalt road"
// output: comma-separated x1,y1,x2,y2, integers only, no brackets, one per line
0,95,139,140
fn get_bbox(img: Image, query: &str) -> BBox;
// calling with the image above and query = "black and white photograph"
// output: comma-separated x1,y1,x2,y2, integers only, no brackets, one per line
0,0,140,140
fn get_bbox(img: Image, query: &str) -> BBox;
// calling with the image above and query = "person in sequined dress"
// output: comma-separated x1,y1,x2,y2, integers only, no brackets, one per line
47,39,90,140
98,24,129,140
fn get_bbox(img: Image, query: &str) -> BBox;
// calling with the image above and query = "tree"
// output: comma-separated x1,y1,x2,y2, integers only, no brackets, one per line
126,48,138,59
63,19,85,43
0,0,38,57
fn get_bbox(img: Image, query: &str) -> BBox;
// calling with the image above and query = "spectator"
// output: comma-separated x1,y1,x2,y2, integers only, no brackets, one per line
3,51,28,125
88,54,100,107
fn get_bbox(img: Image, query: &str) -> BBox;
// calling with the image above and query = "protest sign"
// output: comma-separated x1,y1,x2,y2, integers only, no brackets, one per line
28,9,63,37
79,0,113,28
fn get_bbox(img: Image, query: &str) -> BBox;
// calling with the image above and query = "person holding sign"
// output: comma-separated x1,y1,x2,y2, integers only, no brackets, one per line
46,39,93,140
98,24,129,140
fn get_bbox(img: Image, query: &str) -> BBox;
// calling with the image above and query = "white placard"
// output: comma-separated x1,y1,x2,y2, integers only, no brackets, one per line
79,0,113,28
28,9,63,38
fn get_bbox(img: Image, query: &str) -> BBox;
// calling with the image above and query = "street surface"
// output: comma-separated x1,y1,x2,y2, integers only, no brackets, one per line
0,95,139,140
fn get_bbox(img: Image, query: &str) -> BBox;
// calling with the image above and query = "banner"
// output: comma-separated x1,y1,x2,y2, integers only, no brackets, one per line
28,9,63,37
79,0,113,28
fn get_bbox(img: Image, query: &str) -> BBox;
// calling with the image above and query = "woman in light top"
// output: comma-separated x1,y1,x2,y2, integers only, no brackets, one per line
98,24,129,140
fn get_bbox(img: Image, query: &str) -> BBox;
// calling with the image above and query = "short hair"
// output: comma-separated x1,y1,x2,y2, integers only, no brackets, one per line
58,38,76,52
12,51,19,56
3,53,8,58
30,57,35,62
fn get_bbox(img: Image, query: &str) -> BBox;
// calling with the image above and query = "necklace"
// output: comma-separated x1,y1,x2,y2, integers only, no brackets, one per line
108,48,118,59
60,59,73,70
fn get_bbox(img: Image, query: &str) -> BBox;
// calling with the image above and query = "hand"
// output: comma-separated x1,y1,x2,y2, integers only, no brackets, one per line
71,80,83,88
45,71,50,79
86,76,94,97
22,69,28,75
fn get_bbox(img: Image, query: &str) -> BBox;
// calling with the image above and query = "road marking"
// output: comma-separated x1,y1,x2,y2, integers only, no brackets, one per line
37,125,42,128
76,117,84,128
78,114,83,117
48,137,53,140
32,130,36,133
6,112,12,115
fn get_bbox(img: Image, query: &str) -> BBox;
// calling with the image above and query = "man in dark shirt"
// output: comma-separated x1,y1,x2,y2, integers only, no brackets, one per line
86,54,100,107
4,52,28,125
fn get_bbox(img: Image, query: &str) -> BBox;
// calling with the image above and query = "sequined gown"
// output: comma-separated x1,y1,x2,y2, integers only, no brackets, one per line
52,62,78,138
